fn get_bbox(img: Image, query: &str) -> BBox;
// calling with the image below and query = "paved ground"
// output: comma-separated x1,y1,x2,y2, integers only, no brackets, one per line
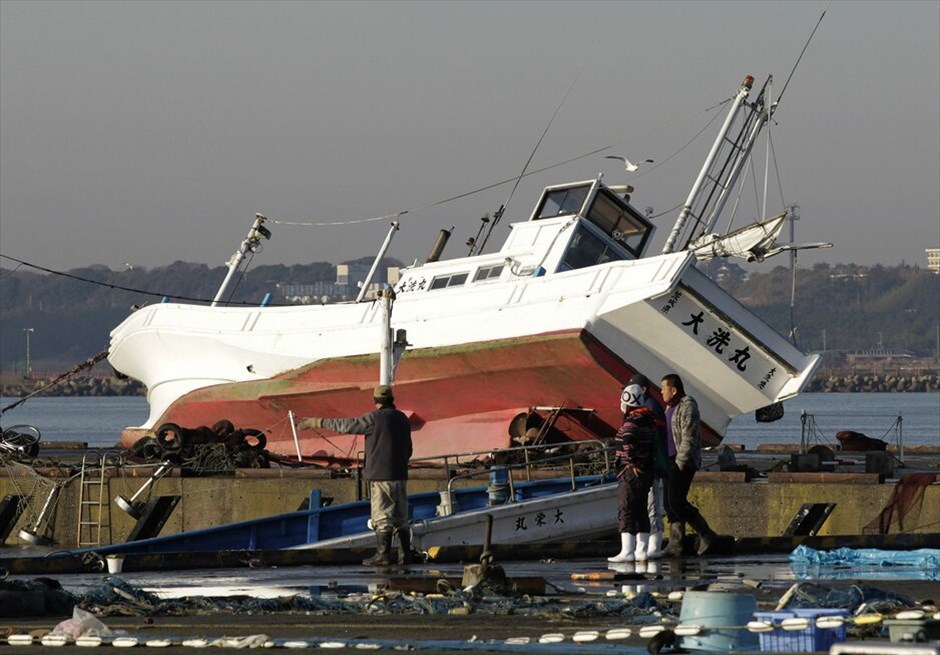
3,552,937,653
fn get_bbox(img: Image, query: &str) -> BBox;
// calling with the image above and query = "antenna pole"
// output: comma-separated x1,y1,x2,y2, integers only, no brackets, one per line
787,204,800,345
356,220,400,303
212,214,271,307
478,67,583,253
662,76,754,254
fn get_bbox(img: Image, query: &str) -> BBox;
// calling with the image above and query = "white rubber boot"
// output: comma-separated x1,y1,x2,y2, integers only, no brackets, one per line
607,533,637,563
647,532,664,560
634,532,650,561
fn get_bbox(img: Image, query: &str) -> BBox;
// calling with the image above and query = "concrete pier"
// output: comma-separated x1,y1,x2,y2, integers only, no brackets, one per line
1,451,937,550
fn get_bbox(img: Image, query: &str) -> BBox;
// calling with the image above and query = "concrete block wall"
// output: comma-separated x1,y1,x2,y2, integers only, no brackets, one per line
1,469,937,549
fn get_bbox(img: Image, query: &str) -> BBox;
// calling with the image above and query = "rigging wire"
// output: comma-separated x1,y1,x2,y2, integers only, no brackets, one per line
778,1,829,106
768,131,788,209
271,212,403,228
477,65,585,254
628,97,731,185
1,350,109,416
769,130,800,347
649,202,684,220
270,97,733,230
0,263,23,281
0,253,271,306
0,92,738,300
224,250,256,306
681,0,827,253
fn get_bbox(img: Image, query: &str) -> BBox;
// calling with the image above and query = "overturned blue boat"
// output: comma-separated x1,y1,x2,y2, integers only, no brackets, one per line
67,473,616,557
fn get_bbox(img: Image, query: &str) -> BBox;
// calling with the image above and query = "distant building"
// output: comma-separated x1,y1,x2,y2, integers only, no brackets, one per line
927,248,940,274
335,263,372,287
281,265,399,304
279,281,348,304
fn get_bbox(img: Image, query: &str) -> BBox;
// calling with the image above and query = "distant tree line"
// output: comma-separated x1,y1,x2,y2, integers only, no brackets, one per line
0,258,937,374
702,260,939,356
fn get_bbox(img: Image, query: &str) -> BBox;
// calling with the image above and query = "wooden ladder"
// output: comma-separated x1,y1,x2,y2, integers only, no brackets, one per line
76,451,117,548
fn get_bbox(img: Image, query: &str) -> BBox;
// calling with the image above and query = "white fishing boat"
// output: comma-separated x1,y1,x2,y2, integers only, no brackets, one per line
300,483,619,552
108,75,824,462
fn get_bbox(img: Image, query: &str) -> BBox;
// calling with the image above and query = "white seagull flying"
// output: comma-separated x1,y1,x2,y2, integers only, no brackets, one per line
605,155,654,173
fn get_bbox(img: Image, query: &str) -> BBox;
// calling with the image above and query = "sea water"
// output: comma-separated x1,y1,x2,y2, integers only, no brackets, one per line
1,393,938,450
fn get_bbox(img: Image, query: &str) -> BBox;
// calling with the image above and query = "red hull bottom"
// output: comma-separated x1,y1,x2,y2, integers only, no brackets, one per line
123,330,719,462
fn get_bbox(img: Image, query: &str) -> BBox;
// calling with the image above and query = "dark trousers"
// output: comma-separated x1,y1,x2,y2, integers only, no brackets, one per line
663,462,705,526
617,473,653,534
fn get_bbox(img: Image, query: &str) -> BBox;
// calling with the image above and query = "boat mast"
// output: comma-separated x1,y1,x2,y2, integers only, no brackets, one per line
211,214,271,307
661,76,754,255
356,220,400,303
697,77,775,239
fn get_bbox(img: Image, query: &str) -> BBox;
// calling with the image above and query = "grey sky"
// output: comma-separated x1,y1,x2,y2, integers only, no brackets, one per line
2,1,938,274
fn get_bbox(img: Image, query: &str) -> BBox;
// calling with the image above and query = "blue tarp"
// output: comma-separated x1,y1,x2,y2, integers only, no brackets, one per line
789,545,940,581
790,545,940,568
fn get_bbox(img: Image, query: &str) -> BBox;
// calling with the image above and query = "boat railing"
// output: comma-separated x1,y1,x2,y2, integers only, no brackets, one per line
354,440,613,501
439,440,614,503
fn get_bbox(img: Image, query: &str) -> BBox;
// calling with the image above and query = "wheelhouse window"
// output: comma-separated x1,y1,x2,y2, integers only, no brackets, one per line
585,189,652,257
429,272,469,290
534,185,590,219
559,225,625,272
473,264,504,282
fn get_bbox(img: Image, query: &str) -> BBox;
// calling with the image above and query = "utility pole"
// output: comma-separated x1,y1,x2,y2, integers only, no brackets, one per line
23,327,34,378
786,204,801,346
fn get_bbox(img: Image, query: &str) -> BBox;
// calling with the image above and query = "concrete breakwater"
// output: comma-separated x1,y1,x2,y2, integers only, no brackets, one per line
2,376,145,398
3,372,938,398
805,373,939,393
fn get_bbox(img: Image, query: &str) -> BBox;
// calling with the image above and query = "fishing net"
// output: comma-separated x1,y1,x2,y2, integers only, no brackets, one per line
863,473,939,535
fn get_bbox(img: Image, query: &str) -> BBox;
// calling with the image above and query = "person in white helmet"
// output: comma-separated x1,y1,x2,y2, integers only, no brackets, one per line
608,383,657,564
629,373,668,560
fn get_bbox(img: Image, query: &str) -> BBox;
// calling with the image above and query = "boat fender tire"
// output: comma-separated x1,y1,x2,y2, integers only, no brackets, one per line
240,429,267,451
140,442,163,461
211,419,235,437
190,426,214,445
155,423,186,451
80,551,105,572
212,420,240,445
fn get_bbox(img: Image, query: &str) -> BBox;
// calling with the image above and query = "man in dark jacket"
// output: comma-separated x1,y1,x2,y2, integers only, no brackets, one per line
660,373,717,556
298,385,414,566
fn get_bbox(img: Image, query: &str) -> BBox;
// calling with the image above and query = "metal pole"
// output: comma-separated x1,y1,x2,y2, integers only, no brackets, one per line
356,221,399,303
898,413,904,465
355,461,363,502
23,327,33,378
379,291,393,386
799,410,808,453
662,76,754,254
288,411,303,462
702,87,771,236
212,214,270,307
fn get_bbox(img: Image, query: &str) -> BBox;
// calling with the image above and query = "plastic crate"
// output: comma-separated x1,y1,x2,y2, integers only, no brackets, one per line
884,618,940,643
753,609,848,652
